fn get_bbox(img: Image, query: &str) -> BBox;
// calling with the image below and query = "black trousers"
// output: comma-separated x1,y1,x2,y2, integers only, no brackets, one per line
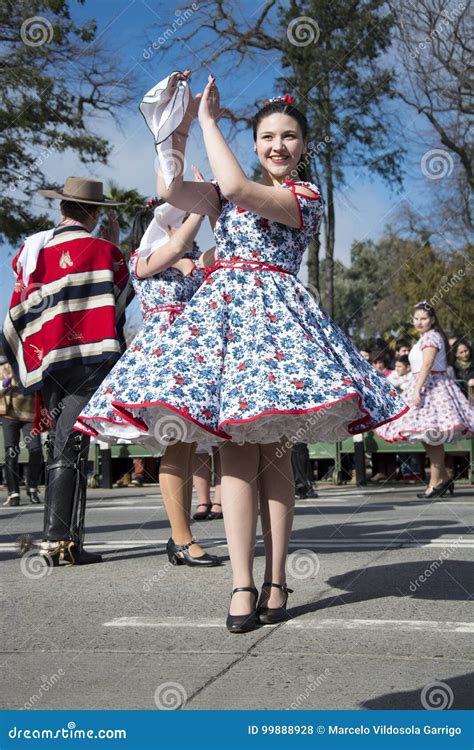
1,417,43,495
41,363,110,540
41,363,111,464
291,443,314,494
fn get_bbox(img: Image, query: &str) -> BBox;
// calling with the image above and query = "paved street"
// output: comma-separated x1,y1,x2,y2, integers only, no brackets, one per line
1,483,473,711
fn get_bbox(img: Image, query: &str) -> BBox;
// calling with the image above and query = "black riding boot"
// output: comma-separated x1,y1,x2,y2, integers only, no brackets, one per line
41,460,101,566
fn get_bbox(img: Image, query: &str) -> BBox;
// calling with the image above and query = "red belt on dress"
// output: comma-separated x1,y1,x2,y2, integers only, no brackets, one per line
144,303,185,325
204,258,294,279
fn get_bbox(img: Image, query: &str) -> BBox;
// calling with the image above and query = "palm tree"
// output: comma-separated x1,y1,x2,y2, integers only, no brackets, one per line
104,181,147,258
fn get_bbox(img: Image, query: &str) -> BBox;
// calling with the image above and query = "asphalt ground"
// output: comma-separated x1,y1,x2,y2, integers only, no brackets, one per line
1,482,473,711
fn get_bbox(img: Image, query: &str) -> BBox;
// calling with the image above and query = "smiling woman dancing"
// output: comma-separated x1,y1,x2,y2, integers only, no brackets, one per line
112,71,407,632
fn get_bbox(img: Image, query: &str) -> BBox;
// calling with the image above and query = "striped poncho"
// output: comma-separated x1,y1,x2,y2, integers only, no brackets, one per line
2,226,133,395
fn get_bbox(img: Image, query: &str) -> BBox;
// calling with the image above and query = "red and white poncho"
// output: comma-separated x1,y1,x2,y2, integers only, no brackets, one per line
2,225,133,395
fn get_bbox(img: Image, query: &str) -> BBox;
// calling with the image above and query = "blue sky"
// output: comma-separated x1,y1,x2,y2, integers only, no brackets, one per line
1,0,454,327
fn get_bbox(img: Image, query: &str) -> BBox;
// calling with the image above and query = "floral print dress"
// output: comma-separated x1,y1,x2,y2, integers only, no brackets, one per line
76,245,204,445
376,330,474,445
106,180,407,449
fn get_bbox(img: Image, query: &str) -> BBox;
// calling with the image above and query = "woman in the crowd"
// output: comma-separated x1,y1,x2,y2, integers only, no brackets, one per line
451,340,474,398
377,301,474,497
0,358,43,506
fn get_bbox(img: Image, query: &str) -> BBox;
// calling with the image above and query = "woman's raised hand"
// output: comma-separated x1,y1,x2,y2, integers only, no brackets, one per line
166,69,191,98
198,75,220,127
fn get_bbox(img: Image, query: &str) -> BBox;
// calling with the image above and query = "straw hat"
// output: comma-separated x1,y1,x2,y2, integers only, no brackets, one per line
39,176,124,206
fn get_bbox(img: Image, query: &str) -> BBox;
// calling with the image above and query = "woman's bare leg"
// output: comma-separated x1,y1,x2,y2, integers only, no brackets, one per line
258,441,295,608
220,442,259,616
192,450,211,513
160,441,206,557
423,443,449,488
211,446,222,513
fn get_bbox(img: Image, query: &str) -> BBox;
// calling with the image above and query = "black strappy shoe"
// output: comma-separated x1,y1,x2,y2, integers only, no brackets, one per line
208,502,223,520
166,537,221,567
226,586,258,633
193,503,212,520
257,582,294,624
417,480,454,499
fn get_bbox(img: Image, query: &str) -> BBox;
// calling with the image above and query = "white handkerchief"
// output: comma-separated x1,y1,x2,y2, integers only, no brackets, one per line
137,202,186,259
140,73,189,188
16,229,55,284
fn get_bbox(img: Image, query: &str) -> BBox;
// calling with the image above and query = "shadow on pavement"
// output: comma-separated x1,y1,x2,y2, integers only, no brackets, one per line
288,559,473,617
362,671,474,709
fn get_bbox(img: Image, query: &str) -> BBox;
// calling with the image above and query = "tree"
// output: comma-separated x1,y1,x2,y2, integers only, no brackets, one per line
0,0,134,245
389,0,472,230
103,182,147,259
158,0,404,314
331,230,473,343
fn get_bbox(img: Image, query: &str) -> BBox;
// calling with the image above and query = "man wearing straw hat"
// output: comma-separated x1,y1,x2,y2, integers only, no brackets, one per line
2,177,133,566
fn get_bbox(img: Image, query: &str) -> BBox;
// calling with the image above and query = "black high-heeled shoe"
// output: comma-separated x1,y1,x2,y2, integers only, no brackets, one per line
417,480,454,499
166,537,221,567
192,503,212,521
226,586,259,633
257,582,294,624
207,502,223,520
